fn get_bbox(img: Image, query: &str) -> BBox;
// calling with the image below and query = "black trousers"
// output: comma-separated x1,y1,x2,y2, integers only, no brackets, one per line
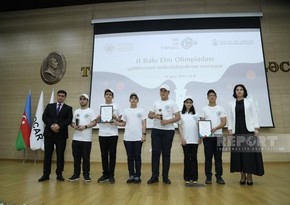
72,140,92,177
182,144,199,181
99,135,118,177
124,140,143,178
43,136,67,176
203,137,223,179
151,129,175,179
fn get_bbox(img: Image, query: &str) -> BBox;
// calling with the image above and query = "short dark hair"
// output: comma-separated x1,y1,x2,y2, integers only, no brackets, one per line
57,90,67,97
207,89,216,96
233,84,248,98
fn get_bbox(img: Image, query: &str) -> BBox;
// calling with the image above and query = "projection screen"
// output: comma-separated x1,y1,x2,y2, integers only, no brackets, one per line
90,13,274,128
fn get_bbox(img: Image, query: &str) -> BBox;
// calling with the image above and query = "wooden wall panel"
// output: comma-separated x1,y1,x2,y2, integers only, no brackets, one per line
0,0,289,163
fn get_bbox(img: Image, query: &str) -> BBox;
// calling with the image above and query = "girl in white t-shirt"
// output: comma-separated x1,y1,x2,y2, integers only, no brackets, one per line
178,96,201,184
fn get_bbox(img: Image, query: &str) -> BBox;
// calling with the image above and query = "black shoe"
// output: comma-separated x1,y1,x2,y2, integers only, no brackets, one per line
109,176,115,184
247,180,253,185
38,175,49,182
134,177,142,184
84,175,91,182
205,178,212,184
216,178,225,185
240,180,246,185
126,175,134,184
56,175,65,181
147,176,159,184
68,175,80,182
163,178,171,184
97,175,109,183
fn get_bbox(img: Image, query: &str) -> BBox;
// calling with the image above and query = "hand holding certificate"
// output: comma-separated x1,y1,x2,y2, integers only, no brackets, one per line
100,105,113,123
198,120,212,138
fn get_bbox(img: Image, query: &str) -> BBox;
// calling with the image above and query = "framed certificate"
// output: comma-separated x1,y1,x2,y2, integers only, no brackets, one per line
100,105,113,123
198,120,212,138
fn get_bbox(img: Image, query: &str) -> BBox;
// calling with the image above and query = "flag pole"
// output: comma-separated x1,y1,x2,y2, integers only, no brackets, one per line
34,150,37,164
22,149,26,164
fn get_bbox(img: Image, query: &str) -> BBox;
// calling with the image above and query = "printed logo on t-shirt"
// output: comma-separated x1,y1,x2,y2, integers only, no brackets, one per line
136,113,142,118
164,105,170,111
216,111,221,117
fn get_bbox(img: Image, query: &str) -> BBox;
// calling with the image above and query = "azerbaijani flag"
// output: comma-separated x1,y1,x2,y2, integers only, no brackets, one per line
16,90,32,150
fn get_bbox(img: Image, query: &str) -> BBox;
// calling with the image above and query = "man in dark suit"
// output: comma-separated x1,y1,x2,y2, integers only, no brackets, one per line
38,90,73,182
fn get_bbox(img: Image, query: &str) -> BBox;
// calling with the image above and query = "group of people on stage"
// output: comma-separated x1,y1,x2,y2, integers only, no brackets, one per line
37,83,264,186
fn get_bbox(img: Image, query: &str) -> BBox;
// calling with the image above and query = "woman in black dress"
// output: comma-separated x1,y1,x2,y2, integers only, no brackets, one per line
227,84,264,185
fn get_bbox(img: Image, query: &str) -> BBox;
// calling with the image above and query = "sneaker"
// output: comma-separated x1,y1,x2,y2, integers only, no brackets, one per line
205,178,212,184
126,175,134,184
147,176,159,184
163,178,171,184
68,175,80,182
193,181,198,184
134,177,142,184
109,176,115,184
185,180,190,184
97,175,109,183
84,176,91,182
216,178,225,185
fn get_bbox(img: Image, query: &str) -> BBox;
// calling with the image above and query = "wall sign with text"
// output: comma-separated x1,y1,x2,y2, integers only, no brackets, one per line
266,61,289,72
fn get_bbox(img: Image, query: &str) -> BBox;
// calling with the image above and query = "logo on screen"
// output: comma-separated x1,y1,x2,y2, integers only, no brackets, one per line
212,39,219,46
104,44,115,53
181,37,196,49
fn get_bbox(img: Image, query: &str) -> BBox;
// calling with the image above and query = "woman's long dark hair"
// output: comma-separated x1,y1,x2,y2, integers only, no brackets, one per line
181,100,196,115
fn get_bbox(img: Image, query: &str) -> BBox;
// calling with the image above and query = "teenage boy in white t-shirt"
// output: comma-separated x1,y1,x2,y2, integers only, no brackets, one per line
96,88,120,183
116,93,147,183
68,94,97,182
147,84,181,185
200,89,226,185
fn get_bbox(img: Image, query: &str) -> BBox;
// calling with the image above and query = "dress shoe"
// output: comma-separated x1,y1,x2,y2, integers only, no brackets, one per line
56,175,65,181
163,178,171,184
205,178,212,184
247,180,253,185
38,175,49,182
147,176,159,184
240,180,246,185
216,178,225,185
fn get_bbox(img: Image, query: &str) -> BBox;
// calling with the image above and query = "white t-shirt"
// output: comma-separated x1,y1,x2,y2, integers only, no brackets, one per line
178,112,199,144
72,107,96,142
98,102,119,136
200,105,226,135
150,99,180,130
121,107,146,141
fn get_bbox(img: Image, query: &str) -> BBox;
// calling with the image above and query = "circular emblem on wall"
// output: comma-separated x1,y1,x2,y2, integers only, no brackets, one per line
40,52,66,85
